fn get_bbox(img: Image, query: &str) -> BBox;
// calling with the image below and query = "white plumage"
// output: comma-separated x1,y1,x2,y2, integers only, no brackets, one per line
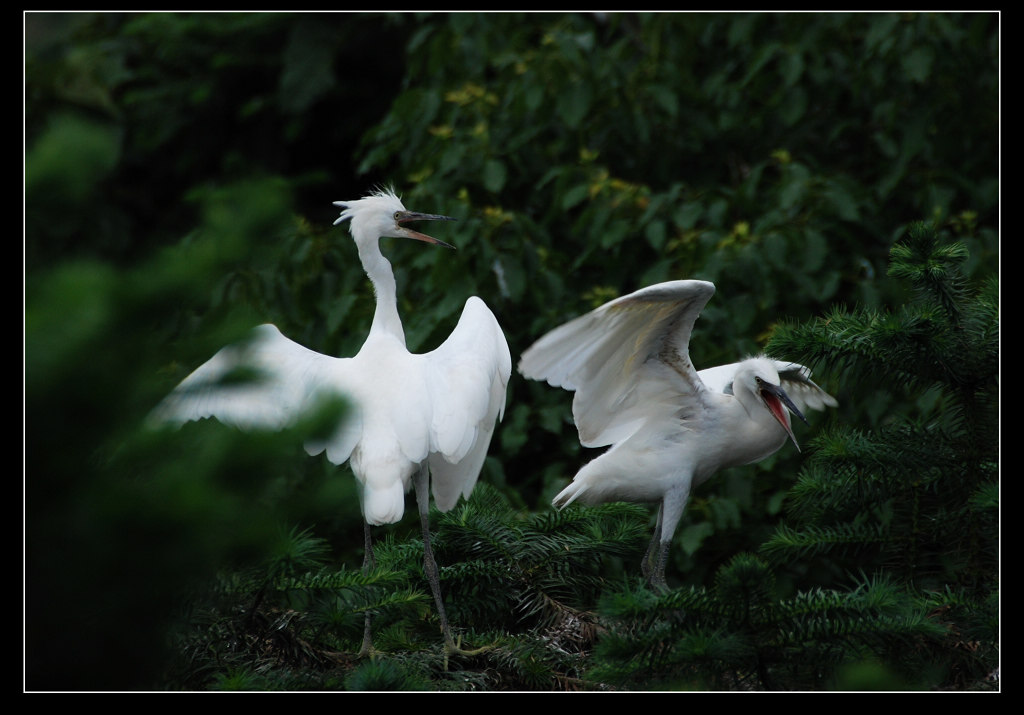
519,279,836,588
153,187,511,654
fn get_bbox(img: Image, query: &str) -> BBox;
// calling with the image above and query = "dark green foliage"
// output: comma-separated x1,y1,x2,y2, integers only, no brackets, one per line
759,223,999,687
588,555,944,690
25,174,314,690
161,485,646,690
763,224,997,589
25,12,997,690
430,487,649,632
342,659,435,691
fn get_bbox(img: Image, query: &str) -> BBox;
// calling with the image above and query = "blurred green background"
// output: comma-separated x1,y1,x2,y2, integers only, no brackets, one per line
24,12,998,689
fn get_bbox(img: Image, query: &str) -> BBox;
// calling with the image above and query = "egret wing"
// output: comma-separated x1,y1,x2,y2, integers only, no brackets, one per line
150,324,362,463
774,362,838,413
422,297,512,511
694,362,741,395
519,280,716,447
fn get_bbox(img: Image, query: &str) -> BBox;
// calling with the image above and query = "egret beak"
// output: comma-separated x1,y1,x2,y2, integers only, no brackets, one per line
758,381,807,451
396,210,457,249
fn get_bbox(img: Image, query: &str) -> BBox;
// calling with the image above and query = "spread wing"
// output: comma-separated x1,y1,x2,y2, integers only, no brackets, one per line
774,362,838,413
518,280,716,448
423,296,512,511
150,299,510,514
149,324,362,462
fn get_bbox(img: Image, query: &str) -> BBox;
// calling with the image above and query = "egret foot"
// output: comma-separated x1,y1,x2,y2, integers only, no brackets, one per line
445,634,494,656
441,635,494,670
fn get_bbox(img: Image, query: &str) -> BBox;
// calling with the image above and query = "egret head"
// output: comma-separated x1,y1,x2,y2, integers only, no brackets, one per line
333,187,456,249
744,359,808,450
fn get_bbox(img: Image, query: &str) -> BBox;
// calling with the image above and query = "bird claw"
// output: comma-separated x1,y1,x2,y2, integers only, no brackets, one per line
441,635,493,672
448,644,494,657
444,634,494,658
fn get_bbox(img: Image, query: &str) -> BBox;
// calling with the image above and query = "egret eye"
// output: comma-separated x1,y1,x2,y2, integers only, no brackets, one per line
394,211,401,221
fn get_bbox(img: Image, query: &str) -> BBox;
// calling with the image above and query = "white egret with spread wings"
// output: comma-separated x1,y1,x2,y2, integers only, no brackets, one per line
519,280,836,589
153,188,511,655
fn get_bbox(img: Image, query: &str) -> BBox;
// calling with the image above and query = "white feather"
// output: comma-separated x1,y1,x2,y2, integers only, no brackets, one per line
152,189,511,529
519,279,837,587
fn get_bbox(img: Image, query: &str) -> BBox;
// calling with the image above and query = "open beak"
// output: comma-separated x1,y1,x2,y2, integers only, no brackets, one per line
759,381,808,451
396,210,457,249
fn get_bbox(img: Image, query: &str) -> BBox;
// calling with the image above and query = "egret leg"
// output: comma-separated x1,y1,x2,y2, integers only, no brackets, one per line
358,520,376,657
641,503,664,581
647,484,691,590
413,466,491,659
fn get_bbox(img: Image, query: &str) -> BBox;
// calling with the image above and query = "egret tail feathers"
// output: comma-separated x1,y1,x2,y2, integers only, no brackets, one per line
552,479,587,510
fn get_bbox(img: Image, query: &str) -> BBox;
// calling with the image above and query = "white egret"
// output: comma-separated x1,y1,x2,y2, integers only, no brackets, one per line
518,280,836,589
152,187,512,656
